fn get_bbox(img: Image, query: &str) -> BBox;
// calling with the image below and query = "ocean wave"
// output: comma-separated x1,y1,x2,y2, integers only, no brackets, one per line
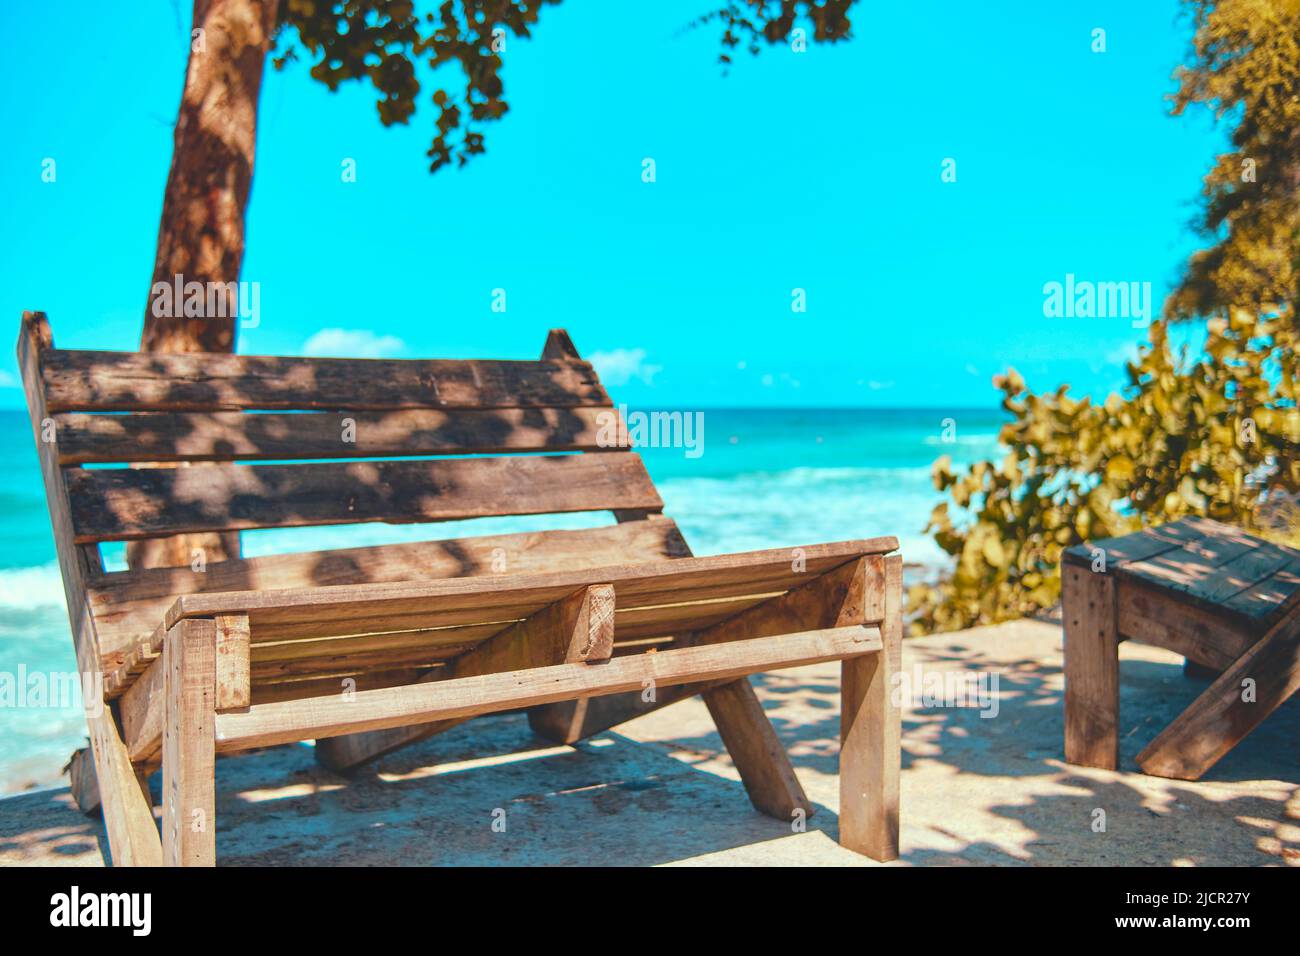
0,563,67,612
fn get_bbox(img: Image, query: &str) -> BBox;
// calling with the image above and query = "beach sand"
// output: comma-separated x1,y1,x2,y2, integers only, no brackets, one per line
2,618,1296,866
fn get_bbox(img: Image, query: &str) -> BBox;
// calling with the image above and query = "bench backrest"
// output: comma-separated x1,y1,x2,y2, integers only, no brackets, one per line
18,312,671,673
20,315,662,549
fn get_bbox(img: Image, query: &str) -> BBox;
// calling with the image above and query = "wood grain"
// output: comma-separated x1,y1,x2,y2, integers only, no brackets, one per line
53,406,619,464
66,452,663,542
16,312,162,867
315,584,617,771
162,618,217,867
216,625,881,753
1137,609,1300,779
1062,563,1120,770
838,554,902,861
42,349,610,412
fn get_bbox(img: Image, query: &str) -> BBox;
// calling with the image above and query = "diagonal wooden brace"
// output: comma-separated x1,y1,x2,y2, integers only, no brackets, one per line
529,556,888,825
314,584,616,772
1137,608,1300,780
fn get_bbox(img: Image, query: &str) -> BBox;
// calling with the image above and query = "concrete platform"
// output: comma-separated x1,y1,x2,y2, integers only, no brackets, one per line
2,620,1298,866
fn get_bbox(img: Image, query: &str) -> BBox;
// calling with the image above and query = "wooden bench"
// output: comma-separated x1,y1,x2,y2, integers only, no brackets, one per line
1062,516,1300,779
19,311,902,866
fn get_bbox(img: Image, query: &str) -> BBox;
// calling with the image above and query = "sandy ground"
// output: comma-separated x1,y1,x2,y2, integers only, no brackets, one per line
2,619,1297,866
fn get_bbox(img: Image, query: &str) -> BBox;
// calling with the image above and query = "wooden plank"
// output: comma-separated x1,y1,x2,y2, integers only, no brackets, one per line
52,407,619,464
216,625,881,753
66,747,101,815
839,554,902,861
541,328,581,360
526,501,698,742
1137,609,1300,779
703,679,813,820
162,540,896,629
162,618,217,867
1116,576,1256,670
1062,564,1120,770
251,668,428,705
315,584,617,771
66,452,663,543
121,655,166,763
103,543,892,678
1122,528,1264,595
91,518,691,673
214,614,250,711
41,349,611,412
250,644,474,681
1184,540,1297,605
1221,556,1300,622
16,312,162,867
1062,520,1204,570
525,551,892,744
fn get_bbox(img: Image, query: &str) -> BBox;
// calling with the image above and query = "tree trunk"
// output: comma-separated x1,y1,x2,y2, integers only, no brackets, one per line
130,0,277,570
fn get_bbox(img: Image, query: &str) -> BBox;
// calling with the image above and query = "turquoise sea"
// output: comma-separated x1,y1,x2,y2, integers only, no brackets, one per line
0,406,1004,791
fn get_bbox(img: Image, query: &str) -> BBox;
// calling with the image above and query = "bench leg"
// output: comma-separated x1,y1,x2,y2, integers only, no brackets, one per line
162,618,217,867
527,684,700,744
1063,565,1120,770
702,679,812,820
1138,612,1300,780
838,556,901,861
84,705,163,866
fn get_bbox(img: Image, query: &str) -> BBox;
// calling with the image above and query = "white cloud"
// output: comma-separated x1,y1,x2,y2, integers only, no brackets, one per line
867,380,894,391
589,348,662,386
302,328,406,359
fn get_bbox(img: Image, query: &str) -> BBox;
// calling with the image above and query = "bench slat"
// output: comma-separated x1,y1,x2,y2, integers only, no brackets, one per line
94,518,692,689
215,625,882,752
42,350,609,412
66,452,662,543
53,407,619,463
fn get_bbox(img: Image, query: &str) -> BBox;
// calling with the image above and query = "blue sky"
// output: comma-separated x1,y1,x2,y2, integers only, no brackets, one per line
0,0,1223,408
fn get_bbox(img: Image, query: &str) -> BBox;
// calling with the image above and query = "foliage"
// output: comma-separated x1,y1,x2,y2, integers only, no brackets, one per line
912,0,1300,634
1166,0,1300,322
273,1,857,172
910,313,1300,634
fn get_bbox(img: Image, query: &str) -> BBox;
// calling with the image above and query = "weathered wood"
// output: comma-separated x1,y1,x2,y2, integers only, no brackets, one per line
26,316,907,865
53,407,618,464
17,312,162,867
91,518,691,673
66,746,101,815
1117,576,1256,671
101,545,888,697
121,655,167,763
1221,557,1300,622
703,679,814,820
41,349,610,412
66,452,663,543
1062,563,1120,770
1066,517,1300,627
162,618,217,867
838,554,902,861
214,614,251,712
528,553,888,744
159,539,897,636
315,584,616,771
1137,610,1300,779
541,328,581,360
216,625,881,753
